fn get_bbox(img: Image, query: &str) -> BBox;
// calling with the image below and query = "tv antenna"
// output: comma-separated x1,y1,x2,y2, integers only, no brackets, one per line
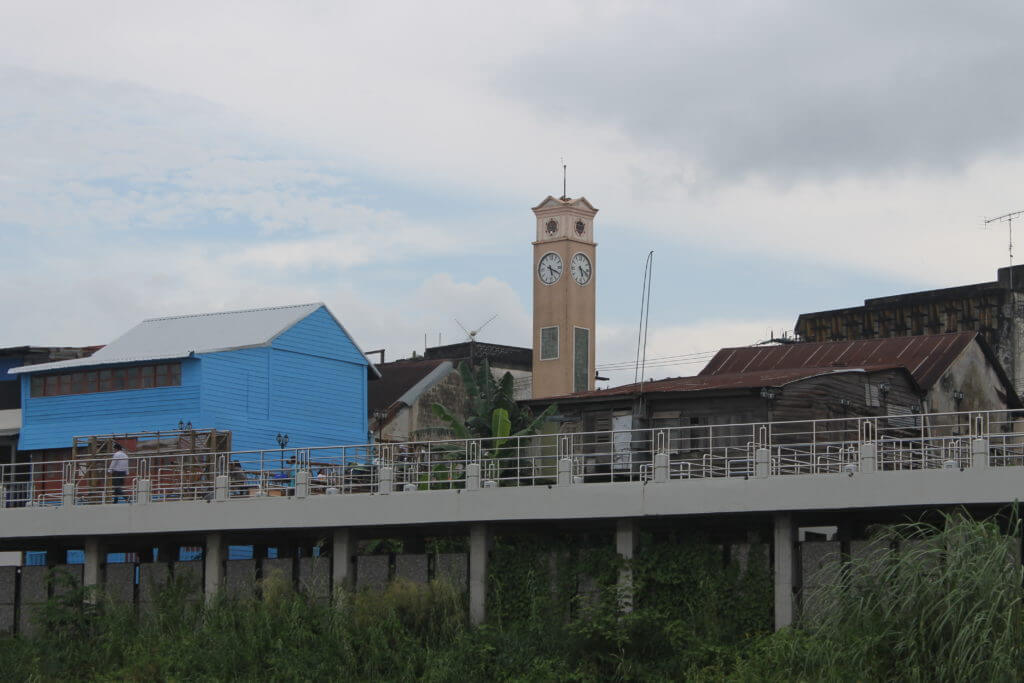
984,209,1024,288
454,314,498,341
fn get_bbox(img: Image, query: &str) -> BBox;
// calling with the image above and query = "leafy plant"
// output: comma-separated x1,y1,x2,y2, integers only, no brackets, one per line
431,360,556,443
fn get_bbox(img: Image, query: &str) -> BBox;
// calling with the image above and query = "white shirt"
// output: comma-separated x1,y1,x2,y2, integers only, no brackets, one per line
109,449,129,473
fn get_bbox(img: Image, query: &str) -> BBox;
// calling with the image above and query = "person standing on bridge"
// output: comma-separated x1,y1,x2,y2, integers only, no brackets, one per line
108,443,129,503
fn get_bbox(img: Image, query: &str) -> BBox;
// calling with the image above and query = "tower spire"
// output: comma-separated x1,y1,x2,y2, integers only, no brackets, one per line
561,157,567,200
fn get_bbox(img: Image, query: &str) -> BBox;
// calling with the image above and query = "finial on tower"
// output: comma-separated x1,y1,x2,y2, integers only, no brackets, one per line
561,156,567,201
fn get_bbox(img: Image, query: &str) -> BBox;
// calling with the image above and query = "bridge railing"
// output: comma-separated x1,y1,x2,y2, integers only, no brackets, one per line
2,409,1021,508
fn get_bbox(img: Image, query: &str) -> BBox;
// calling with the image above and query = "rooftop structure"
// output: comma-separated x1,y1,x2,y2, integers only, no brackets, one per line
796,264,1024,394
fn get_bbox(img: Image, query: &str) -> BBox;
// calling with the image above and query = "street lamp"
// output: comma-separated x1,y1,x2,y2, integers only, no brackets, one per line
276,433,289,469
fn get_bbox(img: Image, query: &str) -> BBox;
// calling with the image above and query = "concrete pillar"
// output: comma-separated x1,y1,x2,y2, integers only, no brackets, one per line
469,523,489,625
557,457,572,486
214,475,229,502
755,447,771,478
62,482,75,507
295,470,310,498
971,437,989,469
465,463,481,491
616,518,637,612
773,513,796,630
137,479,151,504
204,532,226,601
83,538,103,598
653,452,669,483
378,466,394,494
858,442,877,473
331,528,353,594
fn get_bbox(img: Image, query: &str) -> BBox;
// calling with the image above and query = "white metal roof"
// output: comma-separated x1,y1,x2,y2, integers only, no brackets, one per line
11,303,326,374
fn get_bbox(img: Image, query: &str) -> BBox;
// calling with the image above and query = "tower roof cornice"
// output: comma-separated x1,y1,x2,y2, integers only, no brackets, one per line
531,195,599,214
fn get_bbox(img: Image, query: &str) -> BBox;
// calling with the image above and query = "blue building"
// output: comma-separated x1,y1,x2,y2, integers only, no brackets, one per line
10,303,377,456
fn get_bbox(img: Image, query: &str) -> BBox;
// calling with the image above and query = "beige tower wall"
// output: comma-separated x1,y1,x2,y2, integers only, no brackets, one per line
531,197,598,399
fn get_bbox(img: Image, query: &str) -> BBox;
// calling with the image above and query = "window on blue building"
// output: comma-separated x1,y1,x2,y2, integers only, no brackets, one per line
30,362,182,397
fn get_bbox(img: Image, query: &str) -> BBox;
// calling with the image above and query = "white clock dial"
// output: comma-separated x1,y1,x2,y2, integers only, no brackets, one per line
570,252,592,285
537,252,563,285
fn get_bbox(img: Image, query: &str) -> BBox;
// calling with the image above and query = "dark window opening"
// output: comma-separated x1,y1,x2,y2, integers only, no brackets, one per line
30,362,183,397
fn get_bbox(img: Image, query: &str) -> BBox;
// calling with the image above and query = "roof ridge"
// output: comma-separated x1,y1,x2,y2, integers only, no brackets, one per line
142,302,322,323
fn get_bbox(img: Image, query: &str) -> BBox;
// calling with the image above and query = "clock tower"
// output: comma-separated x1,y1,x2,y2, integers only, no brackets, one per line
531,195,598,398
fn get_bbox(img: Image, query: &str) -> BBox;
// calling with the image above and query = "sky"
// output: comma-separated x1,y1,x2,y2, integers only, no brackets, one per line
2,1,1023,386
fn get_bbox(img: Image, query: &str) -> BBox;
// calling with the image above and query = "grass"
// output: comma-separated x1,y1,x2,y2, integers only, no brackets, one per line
2,512,1023,681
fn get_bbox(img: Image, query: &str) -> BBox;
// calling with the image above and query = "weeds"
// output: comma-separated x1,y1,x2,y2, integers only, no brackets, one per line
2,513,1022,681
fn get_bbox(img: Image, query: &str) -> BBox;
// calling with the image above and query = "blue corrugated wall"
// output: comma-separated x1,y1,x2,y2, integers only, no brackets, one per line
18,306,370,453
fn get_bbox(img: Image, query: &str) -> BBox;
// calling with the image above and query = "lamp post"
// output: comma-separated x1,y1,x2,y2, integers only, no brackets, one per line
276,433,289,469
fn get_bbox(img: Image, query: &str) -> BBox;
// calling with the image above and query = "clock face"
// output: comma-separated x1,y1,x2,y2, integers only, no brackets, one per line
545,219,558,235
537,252,563,285
570,252,592,285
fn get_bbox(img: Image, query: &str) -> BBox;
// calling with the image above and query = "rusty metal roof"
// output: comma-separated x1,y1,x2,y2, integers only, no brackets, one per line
538,364,909,402
700,332,980,391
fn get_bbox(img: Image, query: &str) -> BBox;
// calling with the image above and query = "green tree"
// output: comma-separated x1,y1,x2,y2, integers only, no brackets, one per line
431,360,556,442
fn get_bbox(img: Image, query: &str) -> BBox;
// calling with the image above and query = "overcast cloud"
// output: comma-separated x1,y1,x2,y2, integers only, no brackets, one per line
502,2,1024,183
0,2,1021,386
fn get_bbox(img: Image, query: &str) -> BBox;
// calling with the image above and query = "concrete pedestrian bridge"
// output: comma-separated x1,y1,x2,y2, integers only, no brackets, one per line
1,409,1022,633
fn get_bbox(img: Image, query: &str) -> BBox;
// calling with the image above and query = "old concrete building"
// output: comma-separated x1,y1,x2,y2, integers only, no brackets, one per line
368,359,466,442
370,341,534,442
796,264,1024,394
526,332,1020,476
700,332,1020,417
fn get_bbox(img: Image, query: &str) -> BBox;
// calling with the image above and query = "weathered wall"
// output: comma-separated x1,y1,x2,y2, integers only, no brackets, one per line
928,341,1014,414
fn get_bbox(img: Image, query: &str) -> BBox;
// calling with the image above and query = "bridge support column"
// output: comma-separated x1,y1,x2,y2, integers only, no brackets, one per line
83,537,104,601
332,528,353,595
773,513,796,630
469,523,490,625
204,533,226,601
616,519,637,612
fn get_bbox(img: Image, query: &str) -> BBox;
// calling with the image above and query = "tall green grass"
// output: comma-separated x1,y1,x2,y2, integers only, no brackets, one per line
735,511,1024,682
2,514,1022,681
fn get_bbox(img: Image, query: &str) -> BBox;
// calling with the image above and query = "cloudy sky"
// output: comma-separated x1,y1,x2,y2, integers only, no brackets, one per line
2,1,1022,385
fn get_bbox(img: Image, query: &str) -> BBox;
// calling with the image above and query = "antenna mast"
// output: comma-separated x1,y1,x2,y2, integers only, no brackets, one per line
634,251,654,387
561,156,567,200
985,209,1024,288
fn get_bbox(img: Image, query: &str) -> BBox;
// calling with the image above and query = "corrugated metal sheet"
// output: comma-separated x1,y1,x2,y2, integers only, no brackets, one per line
11,303,323,374
549,365,905,400
700,332,978,391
